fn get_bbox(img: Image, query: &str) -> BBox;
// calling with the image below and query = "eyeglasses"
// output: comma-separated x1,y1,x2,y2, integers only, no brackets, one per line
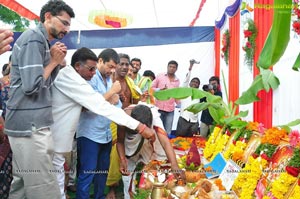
119,62,130,67
55,16,70,27
81,64,96,72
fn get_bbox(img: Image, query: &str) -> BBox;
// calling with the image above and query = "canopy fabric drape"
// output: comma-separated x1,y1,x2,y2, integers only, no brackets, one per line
253,0,274,128
228,11,240,113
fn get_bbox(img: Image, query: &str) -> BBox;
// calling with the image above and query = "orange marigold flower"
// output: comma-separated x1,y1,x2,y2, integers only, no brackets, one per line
246,121,260,131
261,127,287,145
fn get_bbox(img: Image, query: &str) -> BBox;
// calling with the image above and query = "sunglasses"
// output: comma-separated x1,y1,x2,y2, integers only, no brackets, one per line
55,16,70,27
81,64,96,72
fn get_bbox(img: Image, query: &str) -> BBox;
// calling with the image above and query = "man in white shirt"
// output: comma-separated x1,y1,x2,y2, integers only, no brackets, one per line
175,59,200,137
51,47,155,199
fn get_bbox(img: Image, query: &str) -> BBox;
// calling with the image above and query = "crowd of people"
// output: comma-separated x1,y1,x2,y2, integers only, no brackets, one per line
0,1,223,199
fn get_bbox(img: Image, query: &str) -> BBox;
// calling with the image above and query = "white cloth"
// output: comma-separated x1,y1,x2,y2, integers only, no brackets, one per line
179,71,200,123
8,128,61,199
52,153,66,199
124,102,166,160
123,102,168,199
51,65,140,153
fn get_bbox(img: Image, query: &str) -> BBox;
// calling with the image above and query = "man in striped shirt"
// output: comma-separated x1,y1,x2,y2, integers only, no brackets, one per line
4,1,75,199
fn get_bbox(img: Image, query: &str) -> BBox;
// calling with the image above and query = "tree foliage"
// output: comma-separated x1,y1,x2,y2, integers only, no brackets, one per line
0,5,32,31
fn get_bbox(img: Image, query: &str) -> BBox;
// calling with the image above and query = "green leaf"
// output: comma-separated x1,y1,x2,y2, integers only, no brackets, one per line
277,119,300,133
185,102,209,114
208,106,224,124
292,53,300,71
0,5,33,31
228,120,248,129
235,75,264,105
257,0,292,69
223,111,248,125
235,69,280,105
284,119,300,127
261,69,280,91
154,87,207,101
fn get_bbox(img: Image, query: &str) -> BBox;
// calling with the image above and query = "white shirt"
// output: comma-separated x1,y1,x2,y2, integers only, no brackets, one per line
51,65,139,153
179,71,200,123
124,102,166,161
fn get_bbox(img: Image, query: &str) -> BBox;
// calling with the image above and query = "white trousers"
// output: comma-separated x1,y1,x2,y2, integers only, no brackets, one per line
8,127,61,199
52,152,67,199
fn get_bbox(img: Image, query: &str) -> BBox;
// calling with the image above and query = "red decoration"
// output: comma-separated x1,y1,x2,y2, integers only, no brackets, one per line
0,0,39,20
293,0,300,35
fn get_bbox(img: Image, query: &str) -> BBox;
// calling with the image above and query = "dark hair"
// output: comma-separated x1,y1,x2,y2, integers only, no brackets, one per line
98,48,119,64
168,60,178,68
71,47,98,68
209,76,220,85
131,58,142,66
131,105,153,128
2,64,9,76
191,77,200,84
119,53,130,61
40,0,75,23
143,70,155,80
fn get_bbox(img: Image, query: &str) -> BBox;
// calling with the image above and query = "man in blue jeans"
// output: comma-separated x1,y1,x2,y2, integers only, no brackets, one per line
151,60,180,136
76,48,123,199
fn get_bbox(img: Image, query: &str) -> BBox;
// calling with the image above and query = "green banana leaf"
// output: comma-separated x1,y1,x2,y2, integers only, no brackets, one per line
292,53,300,71
154,87,248,127
235,69,280,105
153,87,207,101
257,0,292,69
277,119,300,133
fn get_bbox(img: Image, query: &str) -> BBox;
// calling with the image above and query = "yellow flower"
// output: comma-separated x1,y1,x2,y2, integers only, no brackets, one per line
203,126,222,159
290,184,300,199
233,156,268,199
269,172,297,199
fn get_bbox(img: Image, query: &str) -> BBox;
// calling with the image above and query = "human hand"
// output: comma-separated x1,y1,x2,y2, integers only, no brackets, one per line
119,157,130,176
139,125,156,143
140,91,149,102
111,81,121,94
50,42,67,66
109,94,120,105
0,29,14,55
172,168,186,183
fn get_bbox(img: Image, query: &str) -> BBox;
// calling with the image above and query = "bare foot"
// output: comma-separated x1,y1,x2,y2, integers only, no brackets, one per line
106,188,116,199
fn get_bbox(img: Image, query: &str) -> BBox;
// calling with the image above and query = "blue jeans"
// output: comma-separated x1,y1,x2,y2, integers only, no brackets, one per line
158,110,174,135
76,137,112,199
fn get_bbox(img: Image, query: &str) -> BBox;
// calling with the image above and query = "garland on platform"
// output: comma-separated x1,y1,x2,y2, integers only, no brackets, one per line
232,156,268,199
266,172,297,199
203,126,222,160
242,19,258,70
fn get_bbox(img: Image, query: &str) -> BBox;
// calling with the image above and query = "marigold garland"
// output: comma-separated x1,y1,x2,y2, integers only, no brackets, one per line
203,126,222,160
261,127,287,145
268,172,297,199
246,121,260,132
223,140,247,161
211,133,230,160
242,19,257,70
290,184,300,199
232,156,268,199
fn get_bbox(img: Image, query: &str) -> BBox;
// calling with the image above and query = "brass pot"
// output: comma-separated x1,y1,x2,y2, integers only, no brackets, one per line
151,182,165,199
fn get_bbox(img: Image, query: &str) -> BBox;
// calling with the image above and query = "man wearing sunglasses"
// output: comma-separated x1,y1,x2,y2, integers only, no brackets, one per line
4,1,74,199
51,48,155,199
